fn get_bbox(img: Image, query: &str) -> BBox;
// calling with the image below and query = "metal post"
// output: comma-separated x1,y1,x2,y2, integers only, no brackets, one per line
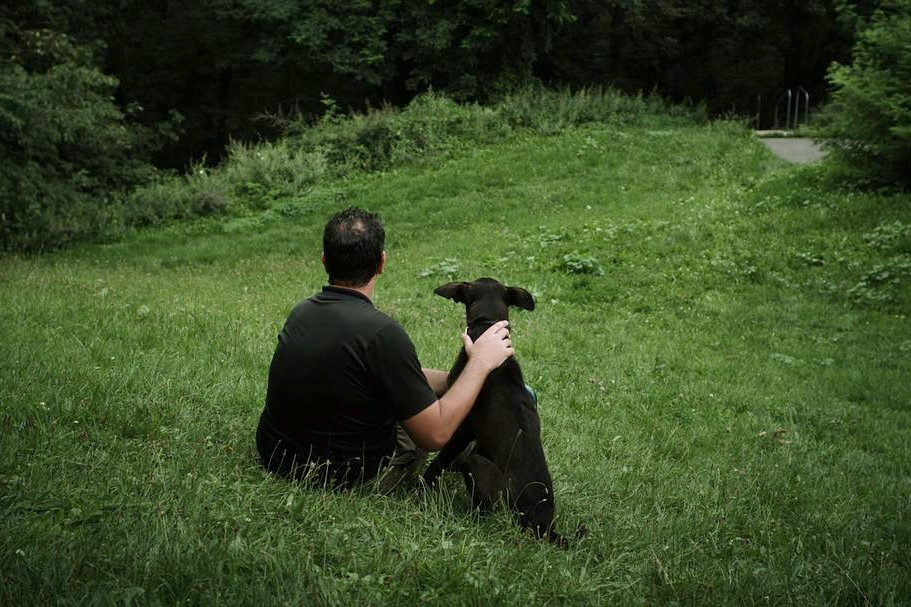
757,94,762,129
785,89,792,131
792,91,799,129
774,90,791,130
797,86,810,128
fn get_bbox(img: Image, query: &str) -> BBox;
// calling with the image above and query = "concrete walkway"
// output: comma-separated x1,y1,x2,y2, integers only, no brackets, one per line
758,137,827,164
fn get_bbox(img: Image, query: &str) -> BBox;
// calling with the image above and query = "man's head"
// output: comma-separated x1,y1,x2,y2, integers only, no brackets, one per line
322,207,386,287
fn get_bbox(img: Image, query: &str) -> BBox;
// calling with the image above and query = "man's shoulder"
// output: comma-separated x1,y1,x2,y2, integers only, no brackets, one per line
286,289,402,335
369,317,415,354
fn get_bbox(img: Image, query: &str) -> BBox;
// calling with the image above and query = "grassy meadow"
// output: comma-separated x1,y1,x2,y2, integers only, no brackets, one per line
1,117,910,604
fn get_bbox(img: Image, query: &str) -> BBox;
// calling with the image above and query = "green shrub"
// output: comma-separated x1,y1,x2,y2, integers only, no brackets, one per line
275,87,701,178
26,85,701,250
391,93,504,162
816,0,911,188
0,26,158,251
495,85,706,134
312,108,397,171
121,137,331,226
559,252,604,275
121,171,230,227
283,93,498,173
221,139,329,203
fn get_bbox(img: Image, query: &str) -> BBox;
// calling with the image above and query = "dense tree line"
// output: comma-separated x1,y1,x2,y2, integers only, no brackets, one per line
1,0,908,250
544,0,856,127
2,0,573,167
2,0,859,167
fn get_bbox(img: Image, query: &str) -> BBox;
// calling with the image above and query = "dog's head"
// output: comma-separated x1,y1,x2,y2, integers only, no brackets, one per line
435,278,535,339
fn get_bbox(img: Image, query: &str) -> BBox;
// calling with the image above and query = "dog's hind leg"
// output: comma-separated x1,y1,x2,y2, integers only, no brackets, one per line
422,422,475,488
460,453,506,511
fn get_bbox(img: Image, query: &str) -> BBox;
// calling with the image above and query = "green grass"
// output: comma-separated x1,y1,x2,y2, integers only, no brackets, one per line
2,120,910,605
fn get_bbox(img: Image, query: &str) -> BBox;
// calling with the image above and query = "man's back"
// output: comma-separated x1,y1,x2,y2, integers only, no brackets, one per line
257,286,436,486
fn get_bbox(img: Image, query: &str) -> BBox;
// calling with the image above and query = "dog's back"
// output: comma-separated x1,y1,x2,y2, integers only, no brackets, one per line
425,279,560,542
471,359,556,539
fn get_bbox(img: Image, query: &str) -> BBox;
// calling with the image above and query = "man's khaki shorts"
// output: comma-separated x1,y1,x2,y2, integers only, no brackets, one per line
374,425,427,493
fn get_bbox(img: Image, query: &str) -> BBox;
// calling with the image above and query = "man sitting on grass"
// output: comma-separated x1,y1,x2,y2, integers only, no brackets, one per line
256,207,514,491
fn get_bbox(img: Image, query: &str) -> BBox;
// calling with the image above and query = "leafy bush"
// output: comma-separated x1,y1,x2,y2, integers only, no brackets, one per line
0,26,159,251
495,85,706,134
391,93,505,162
559,252,604,275
273,87,703,178
220,139,328,205
7,83,701,251
120,170,230,227
816,0,911,188
276,93,498,173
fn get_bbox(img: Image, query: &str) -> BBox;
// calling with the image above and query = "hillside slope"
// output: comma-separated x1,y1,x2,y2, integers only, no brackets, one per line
1,122,909,605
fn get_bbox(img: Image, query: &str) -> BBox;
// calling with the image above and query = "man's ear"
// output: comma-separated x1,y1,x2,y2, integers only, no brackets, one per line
434,282,470,303
505,286,535,311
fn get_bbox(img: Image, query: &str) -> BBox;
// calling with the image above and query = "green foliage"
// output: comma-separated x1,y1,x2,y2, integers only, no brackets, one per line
390,94,506,161
279,93,499,173
863,220,911,252
394,0,575,100
4,0,574,167
846,217,911,306
816,0,911,188
848,257,911,305
120,171,230,228
418,258,461,279
4,81,623,250
118,87,702,235
548,0,849,124
558,252,604,275
496,84,705,133
283,87,702,174
0,25,157,251
4,0,849,169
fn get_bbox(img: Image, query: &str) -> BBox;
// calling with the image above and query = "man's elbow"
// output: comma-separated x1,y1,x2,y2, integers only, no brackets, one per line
414,429,449,452
401,400,457,451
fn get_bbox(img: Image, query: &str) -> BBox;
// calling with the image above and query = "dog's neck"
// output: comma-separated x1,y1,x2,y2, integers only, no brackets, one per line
466,318,504,342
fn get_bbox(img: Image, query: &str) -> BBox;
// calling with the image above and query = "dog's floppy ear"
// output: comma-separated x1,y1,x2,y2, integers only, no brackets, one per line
505,286,535,311
434,282,470,303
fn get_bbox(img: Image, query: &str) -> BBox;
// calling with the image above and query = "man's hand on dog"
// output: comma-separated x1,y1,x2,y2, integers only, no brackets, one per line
462,320,514,372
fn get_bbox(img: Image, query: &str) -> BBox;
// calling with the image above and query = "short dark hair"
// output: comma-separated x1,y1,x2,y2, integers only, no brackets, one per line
322,207,385,287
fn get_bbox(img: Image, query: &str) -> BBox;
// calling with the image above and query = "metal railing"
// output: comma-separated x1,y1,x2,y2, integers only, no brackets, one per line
753,87,811,130
771,87,810,130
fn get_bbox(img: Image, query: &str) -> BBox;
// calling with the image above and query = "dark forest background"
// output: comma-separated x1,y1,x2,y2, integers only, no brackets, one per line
1,0,863,167
2,0,908,251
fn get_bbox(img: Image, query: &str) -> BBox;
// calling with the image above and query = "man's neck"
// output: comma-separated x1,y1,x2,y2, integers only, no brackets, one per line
329,278,376,300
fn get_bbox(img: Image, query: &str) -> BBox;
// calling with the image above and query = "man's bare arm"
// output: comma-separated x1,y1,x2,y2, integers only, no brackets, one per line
421,367,450,397
403,321,512,451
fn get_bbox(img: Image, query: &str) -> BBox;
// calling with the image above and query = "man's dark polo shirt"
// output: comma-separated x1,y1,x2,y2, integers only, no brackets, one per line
256,285,437,486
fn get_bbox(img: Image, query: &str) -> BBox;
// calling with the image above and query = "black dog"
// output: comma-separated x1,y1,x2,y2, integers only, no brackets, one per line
423,278,564,544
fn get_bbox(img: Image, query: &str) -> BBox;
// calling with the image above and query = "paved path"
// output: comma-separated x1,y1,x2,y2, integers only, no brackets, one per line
759,137,827,164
